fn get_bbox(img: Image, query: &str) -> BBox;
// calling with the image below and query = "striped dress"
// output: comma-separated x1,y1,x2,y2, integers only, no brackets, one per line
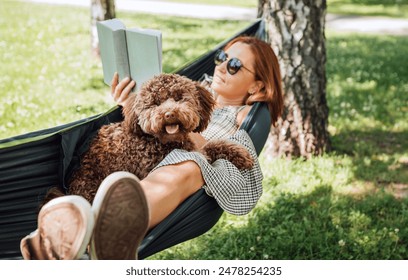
151,106,264,215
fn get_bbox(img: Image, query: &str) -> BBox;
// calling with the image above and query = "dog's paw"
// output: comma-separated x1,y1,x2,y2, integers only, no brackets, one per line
201,139,254,170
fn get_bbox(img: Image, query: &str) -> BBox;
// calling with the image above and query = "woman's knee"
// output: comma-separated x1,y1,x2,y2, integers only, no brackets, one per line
153,161,202,183
175,161,202,181
142,161,204,194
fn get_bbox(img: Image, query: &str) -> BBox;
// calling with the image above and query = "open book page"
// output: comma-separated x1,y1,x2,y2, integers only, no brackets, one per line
97,19,162,91
126,27,162,91
96,19,130,85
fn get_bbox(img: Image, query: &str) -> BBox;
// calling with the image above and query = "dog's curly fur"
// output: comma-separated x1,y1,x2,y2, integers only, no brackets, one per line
44,73,254,205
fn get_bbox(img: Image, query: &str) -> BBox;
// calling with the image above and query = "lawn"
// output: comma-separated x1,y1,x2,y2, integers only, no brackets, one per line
327,0,408,18
170,0,408,18
153,31,408,260
165,0,258,8
0,1,250,139
1,1,408,259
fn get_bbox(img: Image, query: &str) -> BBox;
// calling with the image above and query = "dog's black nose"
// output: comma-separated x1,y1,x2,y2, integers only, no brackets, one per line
165,112,175,119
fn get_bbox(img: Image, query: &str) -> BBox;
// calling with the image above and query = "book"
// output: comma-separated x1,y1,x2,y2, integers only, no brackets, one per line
96,19,162,91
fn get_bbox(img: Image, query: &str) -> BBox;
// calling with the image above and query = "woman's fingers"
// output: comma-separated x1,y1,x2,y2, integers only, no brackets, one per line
117,80,136,106
110,73,136,106
113,77,129,101
110,72,119,97
110,72,119,88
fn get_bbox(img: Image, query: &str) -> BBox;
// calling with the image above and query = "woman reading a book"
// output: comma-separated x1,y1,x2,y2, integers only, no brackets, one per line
20,36,284,260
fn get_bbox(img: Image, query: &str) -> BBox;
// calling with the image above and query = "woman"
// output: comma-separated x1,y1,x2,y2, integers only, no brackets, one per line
20,36,283,260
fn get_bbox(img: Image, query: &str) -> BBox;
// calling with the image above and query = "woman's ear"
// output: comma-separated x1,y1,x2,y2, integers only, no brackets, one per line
249,80,265,94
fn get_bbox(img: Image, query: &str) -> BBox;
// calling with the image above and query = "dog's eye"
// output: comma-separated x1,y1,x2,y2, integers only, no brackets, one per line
154,96,161,106
173,91,184,101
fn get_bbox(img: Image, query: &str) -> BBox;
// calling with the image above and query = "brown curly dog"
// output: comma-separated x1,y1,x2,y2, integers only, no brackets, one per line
44,73,253,205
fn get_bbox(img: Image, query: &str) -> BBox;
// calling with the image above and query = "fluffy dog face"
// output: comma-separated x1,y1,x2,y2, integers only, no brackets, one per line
123,74,215,143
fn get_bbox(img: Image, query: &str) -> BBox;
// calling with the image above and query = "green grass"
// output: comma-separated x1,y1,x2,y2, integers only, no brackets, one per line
0,1,249,139
327,0,408,18
165,0,257,8
1,1,408,259
169,0,408,18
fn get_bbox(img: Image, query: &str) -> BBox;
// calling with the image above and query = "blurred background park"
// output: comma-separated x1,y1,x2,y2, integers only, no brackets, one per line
0,0,407,259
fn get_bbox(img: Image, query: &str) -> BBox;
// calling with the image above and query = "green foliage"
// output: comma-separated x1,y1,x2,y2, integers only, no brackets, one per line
1,1,408,260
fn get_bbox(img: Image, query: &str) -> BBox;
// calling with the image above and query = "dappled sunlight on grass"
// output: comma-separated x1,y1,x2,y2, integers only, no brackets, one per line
260,155,355,195
153,184,408,259
153,143,407,259
326,34,408,133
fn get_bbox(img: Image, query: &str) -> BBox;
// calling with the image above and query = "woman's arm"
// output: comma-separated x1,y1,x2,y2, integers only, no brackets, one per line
151,129,263,216
189,132,207,149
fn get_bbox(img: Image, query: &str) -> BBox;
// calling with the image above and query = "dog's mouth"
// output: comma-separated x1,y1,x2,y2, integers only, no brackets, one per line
165,123,180,135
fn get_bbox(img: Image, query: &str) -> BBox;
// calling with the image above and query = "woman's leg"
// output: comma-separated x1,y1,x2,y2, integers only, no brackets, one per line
140,160,205,228
89,161,204,259
20,161,204,260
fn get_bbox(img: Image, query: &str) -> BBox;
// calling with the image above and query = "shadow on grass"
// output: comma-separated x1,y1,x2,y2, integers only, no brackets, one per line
155,185,408,259
331,129,408,197
332,130,408,156
326,35,408,128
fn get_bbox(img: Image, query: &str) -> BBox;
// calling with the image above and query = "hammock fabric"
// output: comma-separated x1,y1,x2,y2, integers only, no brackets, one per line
0,19,269,259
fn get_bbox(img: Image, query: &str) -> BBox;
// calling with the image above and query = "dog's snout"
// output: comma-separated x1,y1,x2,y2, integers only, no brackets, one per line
165,111,175,119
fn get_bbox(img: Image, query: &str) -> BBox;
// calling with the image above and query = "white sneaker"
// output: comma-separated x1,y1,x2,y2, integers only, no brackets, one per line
89,171,150,260
20,195,94,260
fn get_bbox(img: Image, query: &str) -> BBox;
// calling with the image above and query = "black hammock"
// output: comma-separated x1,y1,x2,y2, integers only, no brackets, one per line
0,18,270,259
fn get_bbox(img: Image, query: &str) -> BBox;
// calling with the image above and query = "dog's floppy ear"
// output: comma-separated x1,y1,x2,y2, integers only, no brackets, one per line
122,93,142,134
193,83,216,132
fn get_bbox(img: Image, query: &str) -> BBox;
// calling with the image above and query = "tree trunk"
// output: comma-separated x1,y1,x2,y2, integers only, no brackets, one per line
258,0,331,158
91,0,116,58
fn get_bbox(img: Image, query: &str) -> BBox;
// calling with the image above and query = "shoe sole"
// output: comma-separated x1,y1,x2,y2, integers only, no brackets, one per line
20,230,41,260
90,171,149,260
20,195,94,260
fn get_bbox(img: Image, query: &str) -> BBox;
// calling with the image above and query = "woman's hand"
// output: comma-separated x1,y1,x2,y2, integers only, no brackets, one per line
189,132,207,149
110,72,136,106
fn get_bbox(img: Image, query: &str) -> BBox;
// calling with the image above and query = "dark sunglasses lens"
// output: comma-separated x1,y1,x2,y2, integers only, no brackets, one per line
227,58,242,75
214,50,227,65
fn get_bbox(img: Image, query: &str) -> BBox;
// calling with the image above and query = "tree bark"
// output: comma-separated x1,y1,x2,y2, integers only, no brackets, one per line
91,0,116,58
258,0,331,158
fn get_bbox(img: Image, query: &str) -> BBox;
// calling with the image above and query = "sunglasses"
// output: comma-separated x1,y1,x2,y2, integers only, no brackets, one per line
214,49,255,75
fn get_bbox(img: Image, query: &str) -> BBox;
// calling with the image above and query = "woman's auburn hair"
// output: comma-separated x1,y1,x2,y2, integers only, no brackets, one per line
224,36,284,126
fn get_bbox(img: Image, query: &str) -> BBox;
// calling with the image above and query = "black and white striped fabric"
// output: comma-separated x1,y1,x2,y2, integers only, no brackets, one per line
151,106,263,215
